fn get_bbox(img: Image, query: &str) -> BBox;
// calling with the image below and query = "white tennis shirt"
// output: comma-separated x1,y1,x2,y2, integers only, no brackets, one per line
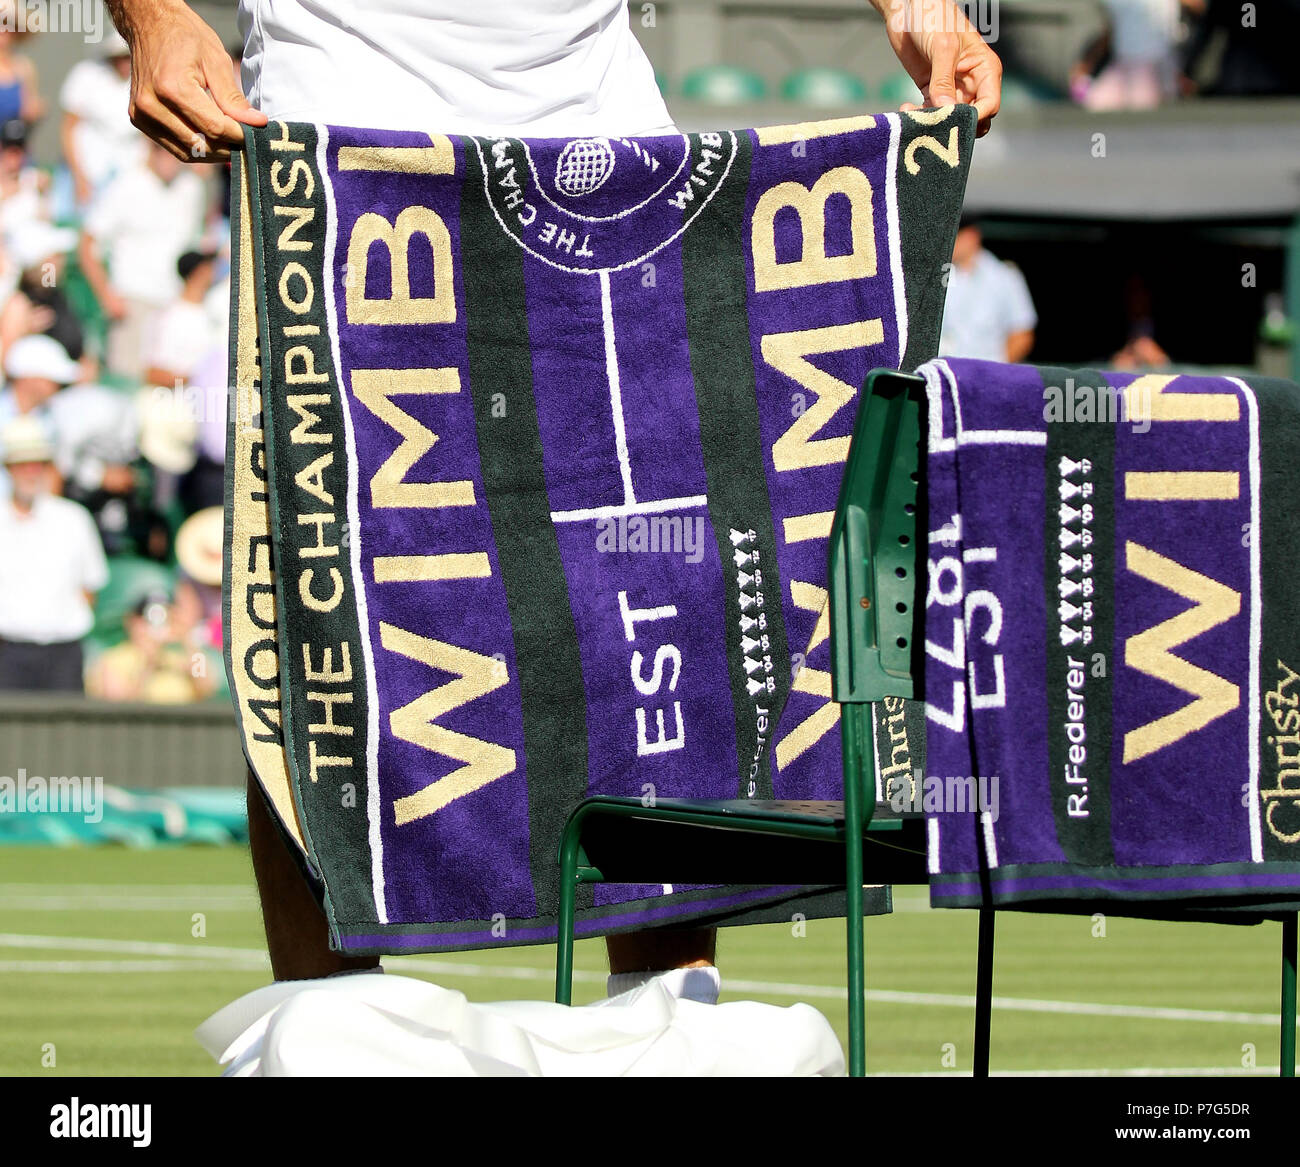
238,0,675,136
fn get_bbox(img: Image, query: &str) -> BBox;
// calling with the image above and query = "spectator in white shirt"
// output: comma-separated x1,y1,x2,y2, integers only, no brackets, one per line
145,249,218,388
0,336,138,542
0,219,85,366
0,119,50,248
0,415,108,692
939,214,1037,364
1075,0,1181,110
180,341,228,514
77,141,208,380
0,335,143,550
0,332,78,429
59,28,145,209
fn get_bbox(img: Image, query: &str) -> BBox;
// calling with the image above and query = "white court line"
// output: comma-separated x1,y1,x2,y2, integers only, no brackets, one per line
0,884,254,894
869,1066,1275,1078
0,934,271,960
0,897,256,911
0,960,266,974
0,933,1292,1028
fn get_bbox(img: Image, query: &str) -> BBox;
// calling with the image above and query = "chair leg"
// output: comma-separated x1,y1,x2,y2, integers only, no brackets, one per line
554,819,581,1006
1282,913,1297,1078
845,828,865,1078
973,906,995,1078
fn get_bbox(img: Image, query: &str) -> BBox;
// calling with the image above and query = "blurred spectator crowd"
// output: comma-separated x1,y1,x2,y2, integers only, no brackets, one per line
0,2,1296,703
1071,0,1300,111
0,25,229,702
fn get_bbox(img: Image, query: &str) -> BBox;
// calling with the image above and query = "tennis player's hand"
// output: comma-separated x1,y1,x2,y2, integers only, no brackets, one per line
107,0,267,161
873,0,1003,136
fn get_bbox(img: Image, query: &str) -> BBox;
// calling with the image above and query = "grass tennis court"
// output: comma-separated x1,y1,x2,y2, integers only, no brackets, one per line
0,846,1291,1077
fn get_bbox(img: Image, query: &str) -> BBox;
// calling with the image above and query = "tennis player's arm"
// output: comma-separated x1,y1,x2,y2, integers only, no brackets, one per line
867,0,1002,136
105,0,267,161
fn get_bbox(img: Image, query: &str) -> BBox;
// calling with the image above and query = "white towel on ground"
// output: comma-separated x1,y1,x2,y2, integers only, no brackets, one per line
195,973,844,1076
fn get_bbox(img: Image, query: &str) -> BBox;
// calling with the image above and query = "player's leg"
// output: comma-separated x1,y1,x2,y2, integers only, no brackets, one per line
246,769,378,980
606,927,716,971
250,765,713,986
606,926,720,1002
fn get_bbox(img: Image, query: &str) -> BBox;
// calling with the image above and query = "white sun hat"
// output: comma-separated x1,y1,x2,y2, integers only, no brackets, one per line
4,334,80,384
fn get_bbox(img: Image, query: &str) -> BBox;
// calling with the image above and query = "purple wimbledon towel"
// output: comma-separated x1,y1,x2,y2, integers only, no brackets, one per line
920,357,1300,913
224,110,975,953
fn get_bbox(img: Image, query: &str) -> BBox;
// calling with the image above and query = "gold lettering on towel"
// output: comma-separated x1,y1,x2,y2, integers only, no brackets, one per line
346,207,455,325
774,582,840,770
380,622,517,826
1123,542,1240,763
764,322,883,471
298,568,343,613
373,554,492,583
1124,375,1239,424
350,368,474,510
756,115,877,146
286,394,332,444
273,205,315,252
1124,472,1239,501
339,140,455,175
294,452,335,506
752,168,877,291
783,512,834,544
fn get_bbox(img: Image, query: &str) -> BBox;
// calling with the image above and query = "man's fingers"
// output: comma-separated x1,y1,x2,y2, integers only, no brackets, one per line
925,32,961,106
203,51,268,127
155,73,246,151
213,87,268,128
129,93,192,152
968,59,1002,136
130,97,222,162
972,73,1001,126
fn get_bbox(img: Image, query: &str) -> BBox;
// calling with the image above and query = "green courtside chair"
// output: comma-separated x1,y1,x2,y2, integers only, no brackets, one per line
554,371,996,1077
876,73,920,109
679,66,769,105
554,368,1300,1079
781,67,870,108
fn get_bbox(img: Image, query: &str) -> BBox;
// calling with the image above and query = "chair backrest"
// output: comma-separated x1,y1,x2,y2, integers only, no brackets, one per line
827,369,925,815
828,369,924,705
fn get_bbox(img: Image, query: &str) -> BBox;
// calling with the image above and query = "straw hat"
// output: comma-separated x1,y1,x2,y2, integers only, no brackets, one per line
1,414,53,464
136,387,198,474
175,506,224,586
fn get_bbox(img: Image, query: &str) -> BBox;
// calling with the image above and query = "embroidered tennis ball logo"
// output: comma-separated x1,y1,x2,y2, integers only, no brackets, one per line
481,132,736,273
554,138,617,197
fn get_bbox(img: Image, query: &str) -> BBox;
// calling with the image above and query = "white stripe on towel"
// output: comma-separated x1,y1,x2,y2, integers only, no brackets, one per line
318,124,388,925
1229,376,1263,863
600,269,637,508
